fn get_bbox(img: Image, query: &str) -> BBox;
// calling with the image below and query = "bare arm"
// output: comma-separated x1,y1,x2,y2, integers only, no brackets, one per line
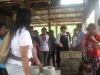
36,45,41,57
20,46,30,75
55,34,61,45
55,34,63,47
32,50,43,71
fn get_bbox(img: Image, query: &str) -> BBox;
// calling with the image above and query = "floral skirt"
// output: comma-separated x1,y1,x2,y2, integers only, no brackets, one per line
81,56,100,75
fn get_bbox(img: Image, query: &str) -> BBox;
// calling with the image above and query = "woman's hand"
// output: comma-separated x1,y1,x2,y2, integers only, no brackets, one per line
32,50,43,71
95,43,100,50
40,66,43,73
58,43,63,47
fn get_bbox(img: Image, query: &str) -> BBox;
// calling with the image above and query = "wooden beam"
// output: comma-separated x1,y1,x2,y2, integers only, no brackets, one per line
31,17,84,20
34,3,84,10
31,20,84,22
31,19,83,24
57,17,84,19
32,11,84,16
49,8,57,26
31,21,82,23
24,0,48,4
13,0,53,24
0,3,18,8
0,0,48,8
50,9,54,20
31,23,82,27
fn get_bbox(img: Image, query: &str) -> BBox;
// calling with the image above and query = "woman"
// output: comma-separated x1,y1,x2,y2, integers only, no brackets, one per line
30,36,40,65
6,9,43,75
78,23,100,75
0,22,7,75
39,28,51,66
47,30,56,67
72,28,78,51
55,26,71,68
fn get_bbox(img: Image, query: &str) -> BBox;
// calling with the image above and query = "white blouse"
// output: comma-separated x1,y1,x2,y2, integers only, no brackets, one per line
55,33,67,45
7,27,33,66
39,35,49,51
72,36,77,47
55,33,70,48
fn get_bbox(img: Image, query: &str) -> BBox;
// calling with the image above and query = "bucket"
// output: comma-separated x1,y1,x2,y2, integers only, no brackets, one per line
43,66,55,75
30,66,40,75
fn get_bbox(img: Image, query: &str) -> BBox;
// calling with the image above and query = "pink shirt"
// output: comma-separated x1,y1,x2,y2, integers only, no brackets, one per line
33,46,37,54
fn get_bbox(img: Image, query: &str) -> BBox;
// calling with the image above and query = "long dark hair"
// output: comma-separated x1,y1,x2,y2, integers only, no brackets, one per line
11,8,31,38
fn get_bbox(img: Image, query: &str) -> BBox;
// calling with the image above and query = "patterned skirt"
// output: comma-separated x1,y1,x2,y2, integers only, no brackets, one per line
81,56,100,75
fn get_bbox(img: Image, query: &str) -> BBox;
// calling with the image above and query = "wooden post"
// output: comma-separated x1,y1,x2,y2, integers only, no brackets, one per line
56,26,57,36
48,4,51,32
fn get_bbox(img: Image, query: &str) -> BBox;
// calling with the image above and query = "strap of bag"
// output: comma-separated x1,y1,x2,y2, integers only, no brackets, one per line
9,32,21,61
9,53,21,61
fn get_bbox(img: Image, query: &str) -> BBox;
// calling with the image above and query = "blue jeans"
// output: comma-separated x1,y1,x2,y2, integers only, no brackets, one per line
40,51,49,66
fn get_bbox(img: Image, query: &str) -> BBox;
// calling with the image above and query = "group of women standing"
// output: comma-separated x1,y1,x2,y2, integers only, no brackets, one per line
1,8,100,75
31,25,71,68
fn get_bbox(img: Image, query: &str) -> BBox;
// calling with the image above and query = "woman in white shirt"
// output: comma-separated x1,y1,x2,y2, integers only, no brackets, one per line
39,28,51,66
6,9,42,75
55,26,71,68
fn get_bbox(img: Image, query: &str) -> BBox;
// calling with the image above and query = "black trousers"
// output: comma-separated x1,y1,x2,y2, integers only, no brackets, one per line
56,50,60,68
0,68,8,75
47,51,55,67
56,47,69,68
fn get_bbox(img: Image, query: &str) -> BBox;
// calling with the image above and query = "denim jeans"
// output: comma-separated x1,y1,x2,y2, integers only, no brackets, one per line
47,51,55,67
40,51,49,66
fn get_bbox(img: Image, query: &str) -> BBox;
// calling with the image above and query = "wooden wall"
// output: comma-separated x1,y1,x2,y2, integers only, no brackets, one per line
0,14,13,29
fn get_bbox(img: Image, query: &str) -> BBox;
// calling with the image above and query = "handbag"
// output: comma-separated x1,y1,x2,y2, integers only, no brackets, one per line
0,32,10,63
0,31,31,63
